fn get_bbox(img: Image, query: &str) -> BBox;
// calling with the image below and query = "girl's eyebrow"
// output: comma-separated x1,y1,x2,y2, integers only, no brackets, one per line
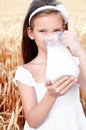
53,28,62,31
38,28,46,31
37,26,63,31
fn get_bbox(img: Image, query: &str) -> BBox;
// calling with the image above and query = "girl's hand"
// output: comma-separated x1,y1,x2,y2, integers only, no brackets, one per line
46,76,77,98
61,31,83,57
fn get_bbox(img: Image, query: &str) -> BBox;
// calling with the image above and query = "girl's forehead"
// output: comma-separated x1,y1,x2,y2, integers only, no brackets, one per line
31,12,64,27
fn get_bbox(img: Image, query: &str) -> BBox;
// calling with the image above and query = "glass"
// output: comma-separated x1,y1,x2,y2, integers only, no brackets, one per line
44,32,80,82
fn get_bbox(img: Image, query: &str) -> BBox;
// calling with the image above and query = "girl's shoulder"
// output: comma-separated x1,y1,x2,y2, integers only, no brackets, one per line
15,64,32,76
13,65,36,87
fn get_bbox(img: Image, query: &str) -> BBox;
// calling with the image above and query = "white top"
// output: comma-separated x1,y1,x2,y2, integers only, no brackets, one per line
14,66,86,130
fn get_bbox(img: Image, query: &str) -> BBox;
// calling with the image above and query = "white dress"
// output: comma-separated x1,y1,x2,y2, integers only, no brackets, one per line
14,65,86,130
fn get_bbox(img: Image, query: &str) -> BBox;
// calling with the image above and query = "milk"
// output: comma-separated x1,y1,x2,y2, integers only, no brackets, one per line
44,32,80,82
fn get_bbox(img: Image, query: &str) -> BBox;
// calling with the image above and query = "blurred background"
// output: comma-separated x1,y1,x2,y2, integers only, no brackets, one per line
0,0,86,130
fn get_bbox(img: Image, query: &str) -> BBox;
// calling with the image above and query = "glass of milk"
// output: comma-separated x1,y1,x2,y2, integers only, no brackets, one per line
44,32,80,82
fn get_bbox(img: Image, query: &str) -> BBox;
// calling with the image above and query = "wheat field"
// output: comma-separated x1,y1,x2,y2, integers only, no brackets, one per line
0,0,86,130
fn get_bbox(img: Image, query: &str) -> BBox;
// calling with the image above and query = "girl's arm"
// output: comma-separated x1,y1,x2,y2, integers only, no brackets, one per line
17,76,76,128
62,31,86,94
17,81,56,129
77,49,86,94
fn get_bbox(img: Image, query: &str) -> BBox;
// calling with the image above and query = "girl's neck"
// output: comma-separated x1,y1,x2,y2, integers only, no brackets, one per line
33,48,47,64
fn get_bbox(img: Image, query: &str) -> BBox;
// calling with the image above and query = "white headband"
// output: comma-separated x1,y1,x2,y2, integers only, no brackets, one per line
29,4,69,26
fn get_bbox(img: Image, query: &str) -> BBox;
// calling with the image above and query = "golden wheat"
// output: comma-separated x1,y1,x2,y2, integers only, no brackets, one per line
0,17,24,130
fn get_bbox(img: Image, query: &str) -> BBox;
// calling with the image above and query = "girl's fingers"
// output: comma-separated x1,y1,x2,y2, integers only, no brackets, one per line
46,75,77,97
52,75,71,89
57,76,77,90
60,80,76,95
56,77,77,96
46,76,69,89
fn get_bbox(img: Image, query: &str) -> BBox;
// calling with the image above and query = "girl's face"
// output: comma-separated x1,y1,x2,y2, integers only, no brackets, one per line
28,13,65,49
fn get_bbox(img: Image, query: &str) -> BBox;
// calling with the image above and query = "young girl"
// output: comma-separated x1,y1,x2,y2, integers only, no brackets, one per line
14,0,86,130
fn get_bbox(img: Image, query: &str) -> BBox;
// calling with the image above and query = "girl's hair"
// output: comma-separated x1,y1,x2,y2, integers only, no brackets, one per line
21,0,68,64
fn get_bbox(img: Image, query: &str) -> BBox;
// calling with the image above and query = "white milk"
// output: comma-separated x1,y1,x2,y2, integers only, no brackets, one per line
44,32,80,82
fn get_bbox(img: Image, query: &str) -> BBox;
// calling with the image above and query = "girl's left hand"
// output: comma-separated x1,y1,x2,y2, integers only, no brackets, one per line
61,31,83,57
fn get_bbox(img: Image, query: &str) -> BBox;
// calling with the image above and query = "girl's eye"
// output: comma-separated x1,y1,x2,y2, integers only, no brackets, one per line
39,30,46,32
53,29,61,32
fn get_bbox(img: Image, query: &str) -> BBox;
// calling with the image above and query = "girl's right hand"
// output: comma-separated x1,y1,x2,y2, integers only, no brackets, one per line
46,76,77,98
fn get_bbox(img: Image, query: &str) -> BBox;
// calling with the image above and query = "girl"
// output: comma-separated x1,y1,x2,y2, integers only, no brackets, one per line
14,0,86,130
